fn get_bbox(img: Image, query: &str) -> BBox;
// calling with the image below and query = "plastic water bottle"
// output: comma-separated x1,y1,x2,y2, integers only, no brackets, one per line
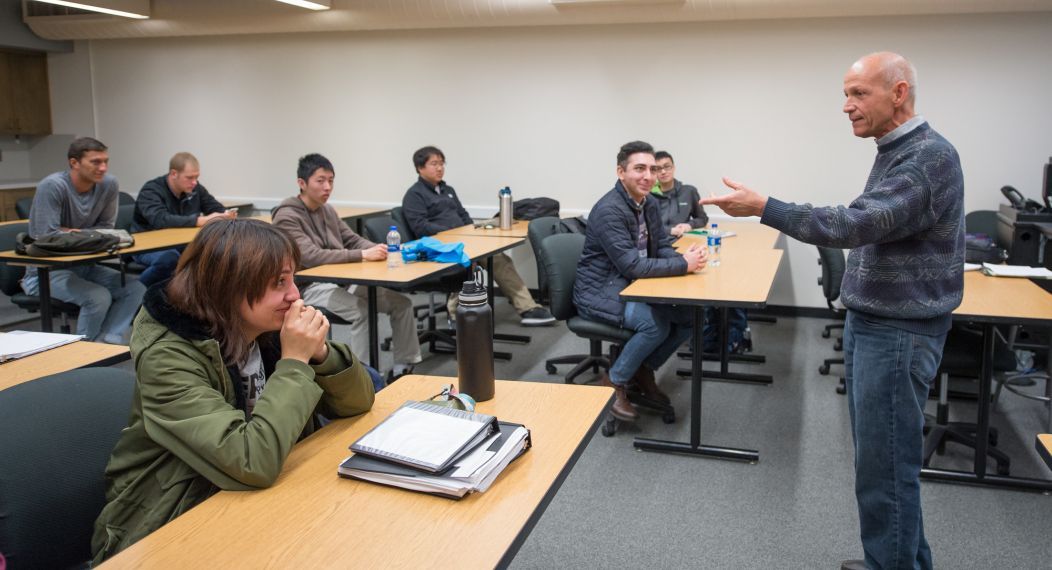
455,273,494,401
498,186,513,230
707,223,721,267
386,226,402,268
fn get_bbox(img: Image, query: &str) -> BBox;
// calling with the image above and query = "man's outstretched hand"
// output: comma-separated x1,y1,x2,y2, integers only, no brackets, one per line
698,177,769,218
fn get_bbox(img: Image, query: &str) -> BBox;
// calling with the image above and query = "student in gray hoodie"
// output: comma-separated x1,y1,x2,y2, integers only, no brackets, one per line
272,154,421,381
651,150,708,237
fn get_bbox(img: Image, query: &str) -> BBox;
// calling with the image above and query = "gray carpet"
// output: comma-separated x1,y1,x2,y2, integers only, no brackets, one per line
3,295,1051,568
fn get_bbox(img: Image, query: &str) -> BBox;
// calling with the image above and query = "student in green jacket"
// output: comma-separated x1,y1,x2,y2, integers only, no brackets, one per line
91,219,376,564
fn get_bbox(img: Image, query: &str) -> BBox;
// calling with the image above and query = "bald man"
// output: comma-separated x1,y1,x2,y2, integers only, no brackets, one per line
702,52,963,570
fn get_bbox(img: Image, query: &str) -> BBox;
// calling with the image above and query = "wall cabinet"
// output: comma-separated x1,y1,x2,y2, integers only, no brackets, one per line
0,186,35,221
0,50,52,136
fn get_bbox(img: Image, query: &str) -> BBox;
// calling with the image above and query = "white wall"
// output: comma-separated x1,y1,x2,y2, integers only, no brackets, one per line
60,12,1052,308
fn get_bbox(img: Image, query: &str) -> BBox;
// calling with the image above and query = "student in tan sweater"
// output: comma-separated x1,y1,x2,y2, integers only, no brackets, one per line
272,154,421,381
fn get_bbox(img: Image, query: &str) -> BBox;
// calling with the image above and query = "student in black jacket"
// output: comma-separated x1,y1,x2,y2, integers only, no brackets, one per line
131,152,235,286
652,150,708,237
401,146,554,326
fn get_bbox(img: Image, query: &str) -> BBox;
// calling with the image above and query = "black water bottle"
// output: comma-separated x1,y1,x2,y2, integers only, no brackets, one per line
455,272,495,401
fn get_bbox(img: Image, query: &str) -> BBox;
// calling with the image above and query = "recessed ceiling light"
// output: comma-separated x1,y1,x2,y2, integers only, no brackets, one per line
32,0,149,19
274,0,332,10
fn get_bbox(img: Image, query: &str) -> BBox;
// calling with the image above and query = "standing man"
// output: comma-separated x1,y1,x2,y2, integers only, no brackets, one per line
402,145,555,326
652,150,708,237
573,141,706,420
131,152,235,287
273,153,422,381
701,52,963,570
21,137,146,344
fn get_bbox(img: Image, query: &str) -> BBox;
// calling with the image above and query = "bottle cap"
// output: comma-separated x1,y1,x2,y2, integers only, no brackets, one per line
458,280,488,304
389,225,397,231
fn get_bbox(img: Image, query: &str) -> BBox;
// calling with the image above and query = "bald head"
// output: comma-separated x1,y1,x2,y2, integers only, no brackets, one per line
852,51,917,104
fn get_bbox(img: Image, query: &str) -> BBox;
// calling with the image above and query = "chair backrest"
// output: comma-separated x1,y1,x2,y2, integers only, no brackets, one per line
115,203,135,231
0,367,136,569
390,207,416,241
363,214,398,244
816,246,846,306
118,191,135,206
15,197,33,219
527,216,563,302
0,222,28,297
538,233,585,321
965,210,998,239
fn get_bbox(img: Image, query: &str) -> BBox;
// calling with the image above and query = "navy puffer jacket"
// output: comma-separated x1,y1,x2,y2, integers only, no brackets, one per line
573,182,687,325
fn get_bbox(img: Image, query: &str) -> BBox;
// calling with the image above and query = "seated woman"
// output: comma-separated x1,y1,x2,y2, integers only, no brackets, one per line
92,219,376,564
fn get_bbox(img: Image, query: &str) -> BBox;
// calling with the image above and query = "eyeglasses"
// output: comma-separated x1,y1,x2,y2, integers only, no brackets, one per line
654,165,675,173
426,161,445,168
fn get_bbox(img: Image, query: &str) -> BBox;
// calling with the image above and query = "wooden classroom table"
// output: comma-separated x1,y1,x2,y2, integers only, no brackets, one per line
1037,434,1052,472
100,375,613,570
673,220,781,252
919,271,1052,491
620,248,784,461
0,334,129,391
0,226,203,332
297,235,527,369
435,219,531,239
252,207,389,234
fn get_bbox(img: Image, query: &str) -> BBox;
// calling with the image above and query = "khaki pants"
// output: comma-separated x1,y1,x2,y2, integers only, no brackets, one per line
446,253,539,315
301,283,422,366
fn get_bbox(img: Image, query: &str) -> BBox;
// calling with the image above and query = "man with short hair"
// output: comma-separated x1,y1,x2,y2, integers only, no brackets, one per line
22,137,146,344
652,150,708,237
402,146,555,326
131,152,235,286
273,153,422,381
702,52,963,570
573,141,706,420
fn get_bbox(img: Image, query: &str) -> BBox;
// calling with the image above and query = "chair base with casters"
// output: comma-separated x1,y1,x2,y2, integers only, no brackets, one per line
545,339,608,383
992,325,1052,432
922,326,1018,476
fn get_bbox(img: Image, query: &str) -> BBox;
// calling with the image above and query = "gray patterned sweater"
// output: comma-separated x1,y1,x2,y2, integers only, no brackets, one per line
761,121,964,335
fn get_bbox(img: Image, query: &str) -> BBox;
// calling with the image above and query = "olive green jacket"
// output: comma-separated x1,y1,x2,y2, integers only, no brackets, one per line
91,287,374,564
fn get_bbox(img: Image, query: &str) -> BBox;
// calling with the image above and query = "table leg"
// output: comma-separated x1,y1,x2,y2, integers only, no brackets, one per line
367,286,379,369
484,256,530,347
38,266,53,333
676,307,772,385
632,306,760,462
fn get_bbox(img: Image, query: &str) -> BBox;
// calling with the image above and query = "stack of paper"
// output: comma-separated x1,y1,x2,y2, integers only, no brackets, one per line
338,401,532,499
981,263,1052,279
0,331,84,363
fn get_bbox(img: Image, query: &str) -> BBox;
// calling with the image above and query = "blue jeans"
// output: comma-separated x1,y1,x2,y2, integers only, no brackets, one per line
134,248,182,288
22,265,146,343
609,302,693,385
843,311,946,570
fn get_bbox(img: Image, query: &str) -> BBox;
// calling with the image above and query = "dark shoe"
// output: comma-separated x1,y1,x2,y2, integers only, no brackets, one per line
629,365,670,404
598,373,639,421
386,366,414,384
519,307,556,326
839,560,868,570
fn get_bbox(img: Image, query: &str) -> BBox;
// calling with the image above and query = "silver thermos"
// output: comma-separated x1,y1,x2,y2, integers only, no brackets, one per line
498,186,513,230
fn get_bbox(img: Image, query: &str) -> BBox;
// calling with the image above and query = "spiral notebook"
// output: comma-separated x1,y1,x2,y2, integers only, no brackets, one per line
349,401,499,474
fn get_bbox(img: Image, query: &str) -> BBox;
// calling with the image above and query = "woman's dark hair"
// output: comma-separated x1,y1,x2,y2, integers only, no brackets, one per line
166,219,300,362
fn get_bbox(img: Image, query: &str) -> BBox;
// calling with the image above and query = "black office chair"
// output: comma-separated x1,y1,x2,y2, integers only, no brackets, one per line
923,325,1016,475
816,246,848,393
15,196,33,219
0,367,136,568
0,221,80,332
118,191,135,206
965,209,999,239
529,217,605,382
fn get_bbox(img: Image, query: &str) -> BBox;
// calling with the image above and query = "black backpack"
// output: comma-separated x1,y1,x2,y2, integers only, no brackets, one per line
965,233,1008,264
512,198,560,220
15,231,121,257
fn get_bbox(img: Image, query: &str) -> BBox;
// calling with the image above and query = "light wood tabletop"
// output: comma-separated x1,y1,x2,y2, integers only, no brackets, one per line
674,220,781,252
1037,434,1052,471
0,335,130,391
621,248,784,308
0,226,202,265
436,219,531,239
101,375,612,569
335,206,390,220
954,270,1052,324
